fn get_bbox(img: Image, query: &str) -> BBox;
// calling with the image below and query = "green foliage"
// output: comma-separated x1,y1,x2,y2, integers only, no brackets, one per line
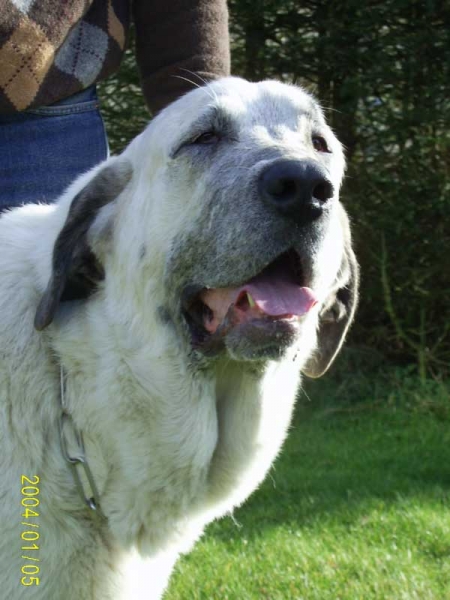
98,2,450,375
302,348,449,417
98,29,150,154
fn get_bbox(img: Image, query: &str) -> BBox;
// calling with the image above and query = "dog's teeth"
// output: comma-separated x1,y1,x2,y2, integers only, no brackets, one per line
247,292,256,308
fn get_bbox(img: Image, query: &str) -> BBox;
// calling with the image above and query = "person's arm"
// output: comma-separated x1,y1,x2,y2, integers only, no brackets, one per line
133,0,230,114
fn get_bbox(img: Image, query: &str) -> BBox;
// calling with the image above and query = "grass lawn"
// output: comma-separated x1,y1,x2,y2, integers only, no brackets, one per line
165,364,450,600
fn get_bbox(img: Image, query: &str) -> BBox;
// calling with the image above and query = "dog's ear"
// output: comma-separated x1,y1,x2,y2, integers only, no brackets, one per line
302,231,359,379
34,159,133,331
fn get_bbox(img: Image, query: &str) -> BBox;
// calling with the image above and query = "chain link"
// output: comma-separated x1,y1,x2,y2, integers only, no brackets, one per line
59,368,106,520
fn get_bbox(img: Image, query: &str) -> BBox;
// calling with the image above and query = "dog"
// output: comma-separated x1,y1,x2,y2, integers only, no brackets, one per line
0,77,358,599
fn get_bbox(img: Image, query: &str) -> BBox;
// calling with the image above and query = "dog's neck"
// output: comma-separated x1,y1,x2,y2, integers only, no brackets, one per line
49,294,304,555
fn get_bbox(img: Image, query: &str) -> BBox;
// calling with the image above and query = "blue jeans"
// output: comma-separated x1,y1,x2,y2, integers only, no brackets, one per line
0,86,108,211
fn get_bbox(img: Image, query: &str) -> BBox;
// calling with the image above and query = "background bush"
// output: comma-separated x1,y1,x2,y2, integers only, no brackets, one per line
98,0,450,378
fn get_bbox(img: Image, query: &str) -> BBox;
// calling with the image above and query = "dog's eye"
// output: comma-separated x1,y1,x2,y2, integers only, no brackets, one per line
191,132,220,145
312,136,330,153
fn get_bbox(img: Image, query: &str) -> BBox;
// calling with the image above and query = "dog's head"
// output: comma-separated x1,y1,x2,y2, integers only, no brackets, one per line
35,78,358,377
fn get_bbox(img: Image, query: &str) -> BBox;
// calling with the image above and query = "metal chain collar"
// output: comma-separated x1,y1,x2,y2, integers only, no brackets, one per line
58,367,106,521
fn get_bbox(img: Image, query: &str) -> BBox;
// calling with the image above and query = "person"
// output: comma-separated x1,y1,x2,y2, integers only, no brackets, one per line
0,0,230,210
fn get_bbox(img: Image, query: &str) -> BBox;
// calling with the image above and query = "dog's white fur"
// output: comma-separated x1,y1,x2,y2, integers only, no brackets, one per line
0,78,354,599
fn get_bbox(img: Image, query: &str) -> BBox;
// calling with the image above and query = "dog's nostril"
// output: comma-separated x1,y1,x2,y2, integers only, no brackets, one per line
313,180,334,203
267,178,297,201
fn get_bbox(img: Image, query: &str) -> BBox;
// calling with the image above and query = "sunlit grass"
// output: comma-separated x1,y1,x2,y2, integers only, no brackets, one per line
165,366,450,599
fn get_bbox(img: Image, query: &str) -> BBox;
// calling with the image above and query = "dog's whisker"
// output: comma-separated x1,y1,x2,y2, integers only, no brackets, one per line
172,74,205,91
178,68,220,102
300,386,313,403
229,513,243,529
172,73,217,103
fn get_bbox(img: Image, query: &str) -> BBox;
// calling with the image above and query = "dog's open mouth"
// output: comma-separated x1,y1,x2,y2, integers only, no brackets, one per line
183,249,318,355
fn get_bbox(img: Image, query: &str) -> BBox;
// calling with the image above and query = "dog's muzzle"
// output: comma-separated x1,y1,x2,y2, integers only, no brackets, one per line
182,249,318,357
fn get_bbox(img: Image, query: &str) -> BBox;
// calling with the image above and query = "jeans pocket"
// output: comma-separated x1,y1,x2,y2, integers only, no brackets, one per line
26,85,100,117
27,99,100,117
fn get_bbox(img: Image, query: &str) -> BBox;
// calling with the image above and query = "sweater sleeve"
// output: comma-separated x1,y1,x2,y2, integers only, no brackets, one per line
132,0,230,114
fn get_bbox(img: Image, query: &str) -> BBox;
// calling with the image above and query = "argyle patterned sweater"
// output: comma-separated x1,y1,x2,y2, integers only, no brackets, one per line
0,0,230,114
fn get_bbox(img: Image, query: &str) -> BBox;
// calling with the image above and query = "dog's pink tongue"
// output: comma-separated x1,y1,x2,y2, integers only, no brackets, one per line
201,276,318,334
244,279,317,317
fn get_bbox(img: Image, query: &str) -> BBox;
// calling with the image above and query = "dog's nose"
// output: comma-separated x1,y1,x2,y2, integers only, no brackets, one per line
258,160,334,224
